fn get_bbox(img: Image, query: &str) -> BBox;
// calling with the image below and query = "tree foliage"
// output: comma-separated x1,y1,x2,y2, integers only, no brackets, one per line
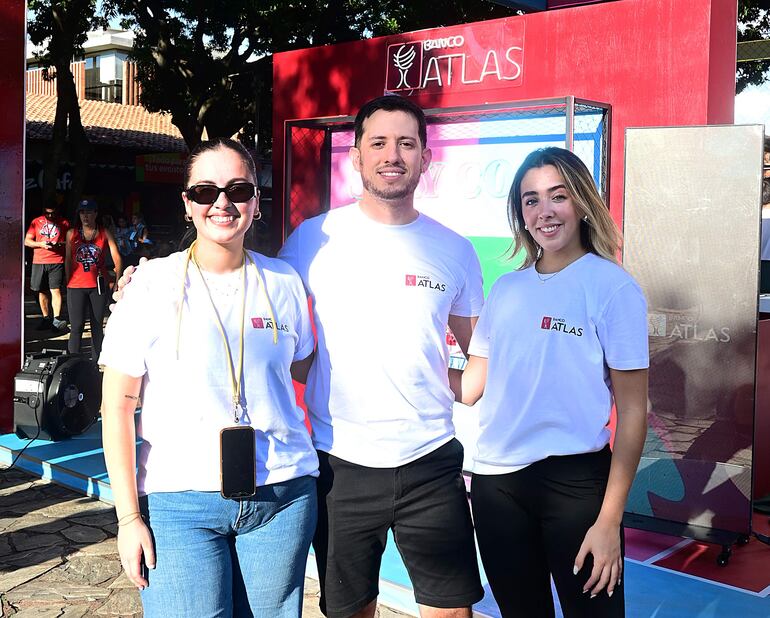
28,0,108,209
105,1,513,152
738,0,770,93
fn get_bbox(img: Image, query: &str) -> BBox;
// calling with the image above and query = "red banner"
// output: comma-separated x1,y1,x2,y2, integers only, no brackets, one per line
0,0,25,431
136,153,187,184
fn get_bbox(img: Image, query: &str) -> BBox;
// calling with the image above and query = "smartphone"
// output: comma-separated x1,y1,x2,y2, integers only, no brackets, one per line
97,274,106,295
220,426,256,499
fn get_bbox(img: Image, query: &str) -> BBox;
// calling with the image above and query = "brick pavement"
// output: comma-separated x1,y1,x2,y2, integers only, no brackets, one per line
0,466,409,617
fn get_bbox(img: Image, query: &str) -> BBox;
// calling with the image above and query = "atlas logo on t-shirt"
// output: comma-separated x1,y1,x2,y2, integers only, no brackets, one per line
251,317,289,332
404,273,446,292
541,316,583,337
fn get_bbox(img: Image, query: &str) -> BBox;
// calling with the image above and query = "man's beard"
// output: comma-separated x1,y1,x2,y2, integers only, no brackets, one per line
361,170,421,202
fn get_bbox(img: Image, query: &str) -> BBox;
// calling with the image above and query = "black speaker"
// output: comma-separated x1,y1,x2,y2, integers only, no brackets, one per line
14,351,102,441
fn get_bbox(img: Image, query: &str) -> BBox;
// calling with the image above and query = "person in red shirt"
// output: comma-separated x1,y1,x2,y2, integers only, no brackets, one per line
25,204,70,331
65,199,122,359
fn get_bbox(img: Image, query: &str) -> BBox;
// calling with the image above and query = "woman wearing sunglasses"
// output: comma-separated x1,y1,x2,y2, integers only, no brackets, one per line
100,138,318,617
452,148,648,617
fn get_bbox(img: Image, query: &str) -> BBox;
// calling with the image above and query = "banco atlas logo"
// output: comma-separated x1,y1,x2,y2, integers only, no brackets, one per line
405,274,446,292
647,312,730,342
386,42,423,91
541,316,583,337
648,313,666,337
251,317,289,332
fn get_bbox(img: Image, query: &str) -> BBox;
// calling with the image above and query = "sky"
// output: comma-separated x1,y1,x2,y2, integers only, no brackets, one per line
735,81,770,131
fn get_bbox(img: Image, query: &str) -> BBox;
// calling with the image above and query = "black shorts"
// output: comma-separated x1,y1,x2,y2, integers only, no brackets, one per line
30,263,64,292
314,438,483,618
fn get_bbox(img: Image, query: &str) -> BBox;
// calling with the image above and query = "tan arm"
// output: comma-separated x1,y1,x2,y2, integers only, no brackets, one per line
447,314,478,357
576,368,648,598
104,228,123,282
101,367,155,588
291,352,314,385
64,229,74,284
24,231,44,249
449,355,488,406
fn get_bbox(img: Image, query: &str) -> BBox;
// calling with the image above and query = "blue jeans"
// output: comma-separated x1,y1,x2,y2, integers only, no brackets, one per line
140,476,317,618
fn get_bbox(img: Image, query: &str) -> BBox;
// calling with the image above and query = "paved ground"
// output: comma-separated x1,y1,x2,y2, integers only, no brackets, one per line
24,289,76,359
0,466,409,617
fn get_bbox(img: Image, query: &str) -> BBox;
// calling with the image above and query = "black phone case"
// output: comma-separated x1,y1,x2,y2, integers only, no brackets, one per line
220,426,256,499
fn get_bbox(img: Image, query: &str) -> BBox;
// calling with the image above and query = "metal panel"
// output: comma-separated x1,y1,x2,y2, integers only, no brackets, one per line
623,125,764,536
283,97,611,236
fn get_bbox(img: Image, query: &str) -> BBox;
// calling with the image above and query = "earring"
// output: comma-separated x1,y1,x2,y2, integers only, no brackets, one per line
524,224,528,231
184,214,192,222
253,211,262,221
536,245,543,260
583,216,589,222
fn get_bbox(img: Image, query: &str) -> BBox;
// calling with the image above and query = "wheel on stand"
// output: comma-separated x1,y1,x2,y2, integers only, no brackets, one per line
716,546,732,567
737,534,750,546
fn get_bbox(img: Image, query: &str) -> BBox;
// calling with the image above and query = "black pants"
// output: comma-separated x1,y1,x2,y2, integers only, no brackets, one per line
471,446,624,618
67,286,106,359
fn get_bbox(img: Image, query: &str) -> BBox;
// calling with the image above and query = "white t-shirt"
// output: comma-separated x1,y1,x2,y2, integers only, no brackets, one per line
99,250,318,495
279,204,484,467
468,253,649,474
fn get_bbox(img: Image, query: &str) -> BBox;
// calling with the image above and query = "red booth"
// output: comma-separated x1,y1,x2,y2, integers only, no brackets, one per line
272,0,758,568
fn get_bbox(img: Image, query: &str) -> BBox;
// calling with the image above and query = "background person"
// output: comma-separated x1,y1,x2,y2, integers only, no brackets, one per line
129,212,150,250
115,215,133,260
25,204,69,331
100,138,318,617
453,147,649,618
65,199,122,360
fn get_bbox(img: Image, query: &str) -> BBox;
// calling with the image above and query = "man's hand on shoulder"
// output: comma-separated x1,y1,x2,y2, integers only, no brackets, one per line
109,258,147,311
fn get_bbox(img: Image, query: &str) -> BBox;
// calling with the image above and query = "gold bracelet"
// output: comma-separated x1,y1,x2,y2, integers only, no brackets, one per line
117,513,143,527
117,511,141,525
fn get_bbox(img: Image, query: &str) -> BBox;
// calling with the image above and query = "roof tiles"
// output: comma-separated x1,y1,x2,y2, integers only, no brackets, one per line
26,93,187,153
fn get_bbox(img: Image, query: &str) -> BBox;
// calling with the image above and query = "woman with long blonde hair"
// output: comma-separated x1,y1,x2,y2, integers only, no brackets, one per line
453,147,649,617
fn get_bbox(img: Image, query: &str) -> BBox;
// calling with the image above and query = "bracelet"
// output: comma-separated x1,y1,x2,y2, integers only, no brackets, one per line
117,511,142,526
118,513,142,528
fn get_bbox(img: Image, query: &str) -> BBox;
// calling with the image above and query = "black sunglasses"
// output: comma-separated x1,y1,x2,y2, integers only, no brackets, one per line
185,182,257,205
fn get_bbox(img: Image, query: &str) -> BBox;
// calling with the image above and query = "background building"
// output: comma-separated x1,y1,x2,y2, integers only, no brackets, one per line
25,28,272,252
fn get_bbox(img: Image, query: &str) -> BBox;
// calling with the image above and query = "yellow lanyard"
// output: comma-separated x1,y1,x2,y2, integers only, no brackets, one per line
175,241,278,423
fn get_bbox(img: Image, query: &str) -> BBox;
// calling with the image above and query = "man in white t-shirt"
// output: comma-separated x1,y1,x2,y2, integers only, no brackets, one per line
279,95,484,618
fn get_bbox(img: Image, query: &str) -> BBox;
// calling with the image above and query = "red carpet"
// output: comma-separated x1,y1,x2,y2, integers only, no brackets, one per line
643,514,770,594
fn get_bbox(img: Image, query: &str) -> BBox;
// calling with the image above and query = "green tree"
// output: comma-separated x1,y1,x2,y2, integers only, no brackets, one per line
28,0,107,209
738,0,770,93
107,0,513,152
